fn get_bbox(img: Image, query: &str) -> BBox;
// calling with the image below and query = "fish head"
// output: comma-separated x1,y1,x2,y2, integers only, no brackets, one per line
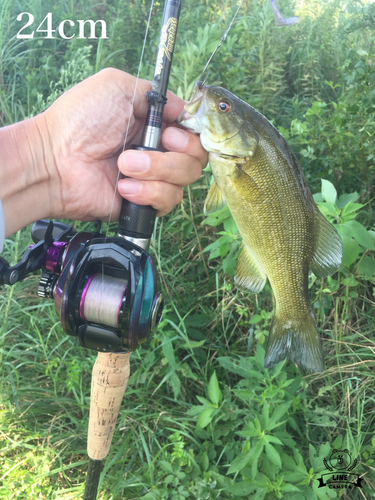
176,82,259,158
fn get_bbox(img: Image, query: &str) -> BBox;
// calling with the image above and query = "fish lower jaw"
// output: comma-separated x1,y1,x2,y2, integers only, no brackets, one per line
176,112,203,134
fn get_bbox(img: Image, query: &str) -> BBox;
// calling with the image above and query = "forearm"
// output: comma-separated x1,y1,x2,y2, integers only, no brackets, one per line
0,114,52,237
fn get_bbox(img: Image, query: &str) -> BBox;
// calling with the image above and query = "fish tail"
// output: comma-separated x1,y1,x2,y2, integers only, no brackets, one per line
264,310,324,373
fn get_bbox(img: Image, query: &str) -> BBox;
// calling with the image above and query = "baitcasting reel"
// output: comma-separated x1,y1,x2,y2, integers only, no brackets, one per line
0,219,163,353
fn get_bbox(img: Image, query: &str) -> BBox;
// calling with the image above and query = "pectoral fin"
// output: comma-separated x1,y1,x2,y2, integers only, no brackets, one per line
234,244,267,292
310,209,343,278
204,181,226,215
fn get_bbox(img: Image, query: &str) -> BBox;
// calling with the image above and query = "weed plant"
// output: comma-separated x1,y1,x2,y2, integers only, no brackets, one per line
0,0,374,499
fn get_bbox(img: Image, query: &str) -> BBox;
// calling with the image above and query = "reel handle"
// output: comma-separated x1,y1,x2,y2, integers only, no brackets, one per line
87,352,130,460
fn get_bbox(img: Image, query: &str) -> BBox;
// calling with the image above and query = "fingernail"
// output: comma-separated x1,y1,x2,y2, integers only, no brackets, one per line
118,179,141,195
164,127,189,151
121,151,150,172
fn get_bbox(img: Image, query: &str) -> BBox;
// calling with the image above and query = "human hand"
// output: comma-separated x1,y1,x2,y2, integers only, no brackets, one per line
42,68,207,222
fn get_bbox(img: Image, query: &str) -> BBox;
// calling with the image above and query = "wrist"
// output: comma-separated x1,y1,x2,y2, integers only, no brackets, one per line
0,113,54,237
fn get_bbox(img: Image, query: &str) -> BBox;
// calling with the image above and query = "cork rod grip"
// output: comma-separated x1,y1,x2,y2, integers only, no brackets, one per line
87,352,131,460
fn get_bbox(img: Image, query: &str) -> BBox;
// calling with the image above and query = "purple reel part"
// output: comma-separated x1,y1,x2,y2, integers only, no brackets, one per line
45,241,67,273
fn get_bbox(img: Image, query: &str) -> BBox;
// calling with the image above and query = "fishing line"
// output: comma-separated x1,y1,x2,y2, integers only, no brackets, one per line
199,0,245,83
105,0,156,239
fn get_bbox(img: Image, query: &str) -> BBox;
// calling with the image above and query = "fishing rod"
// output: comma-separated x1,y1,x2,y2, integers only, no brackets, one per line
0,0,181,497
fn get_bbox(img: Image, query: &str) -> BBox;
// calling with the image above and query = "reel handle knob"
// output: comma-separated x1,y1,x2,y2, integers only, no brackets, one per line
118,145,160,240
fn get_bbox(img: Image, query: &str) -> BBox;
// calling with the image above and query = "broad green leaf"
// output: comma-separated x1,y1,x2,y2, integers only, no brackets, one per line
321,179,337,205
268,402,292,430
264,442,282,467
170,372,181,399
280,483,301,492
224,216,239,234
318,442,331,460
227,449,253,474
341,220,375,250
228,481,257,497
196,396,211,406
357,48,368,56
317,202,339,218
309,443,328,472
358,256,375,279
264,435,283,445
292,484,319,500
251,440,265,479
234,389,255,400
294,449,307,470
197,408,215,428
219,241,230,258
340,236,362,267
238,419,259,438
242,440,251,453
249,314,263,324
341,202,363,220
269,359,287,379
200,451,209,472
223,246,239,276
262,402,269,427
186,405,205,417
217,356,263,379
277,125,290,140
254,344,266,367
203,205,231,227
160,460,174,474
336,192,358,208
185,313,212,327
281,453,297,470
204,235,233,253
342,277,359,287
207,371,221,405
162,338,176,368
313,192,324,203
182,339,206,349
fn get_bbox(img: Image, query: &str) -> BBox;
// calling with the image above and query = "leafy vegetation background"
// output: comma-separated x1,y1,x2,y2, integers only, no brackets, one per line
0,0,374,498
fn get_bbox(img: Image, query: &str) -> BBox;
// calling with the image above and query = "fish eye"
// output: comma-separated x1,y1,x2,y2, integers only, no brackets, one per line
218,101,231,113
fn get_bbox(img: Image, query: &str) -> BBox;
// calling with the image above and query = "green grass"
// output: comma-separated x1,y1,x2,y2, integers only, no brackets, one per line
1,0,375,498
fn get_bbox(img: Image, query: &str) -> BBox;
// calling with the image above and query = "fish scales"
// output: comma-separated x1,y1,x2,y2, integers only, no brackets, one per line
177,83,342,373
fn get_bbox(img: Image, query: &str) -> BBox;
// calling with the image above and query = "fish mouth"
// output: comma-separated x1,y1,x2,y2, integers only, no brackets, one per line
175,109,200,132
210,151,244,161
175,82,207,132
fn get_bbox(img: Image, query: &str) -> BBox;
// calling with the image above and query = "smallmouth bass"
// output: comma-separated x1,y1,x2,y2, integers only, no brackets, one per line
177,83,342,373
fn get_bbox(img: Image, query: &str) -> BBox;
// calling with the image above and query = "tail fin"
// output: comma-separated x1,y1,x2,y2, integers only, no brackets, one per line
264,311,324,373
